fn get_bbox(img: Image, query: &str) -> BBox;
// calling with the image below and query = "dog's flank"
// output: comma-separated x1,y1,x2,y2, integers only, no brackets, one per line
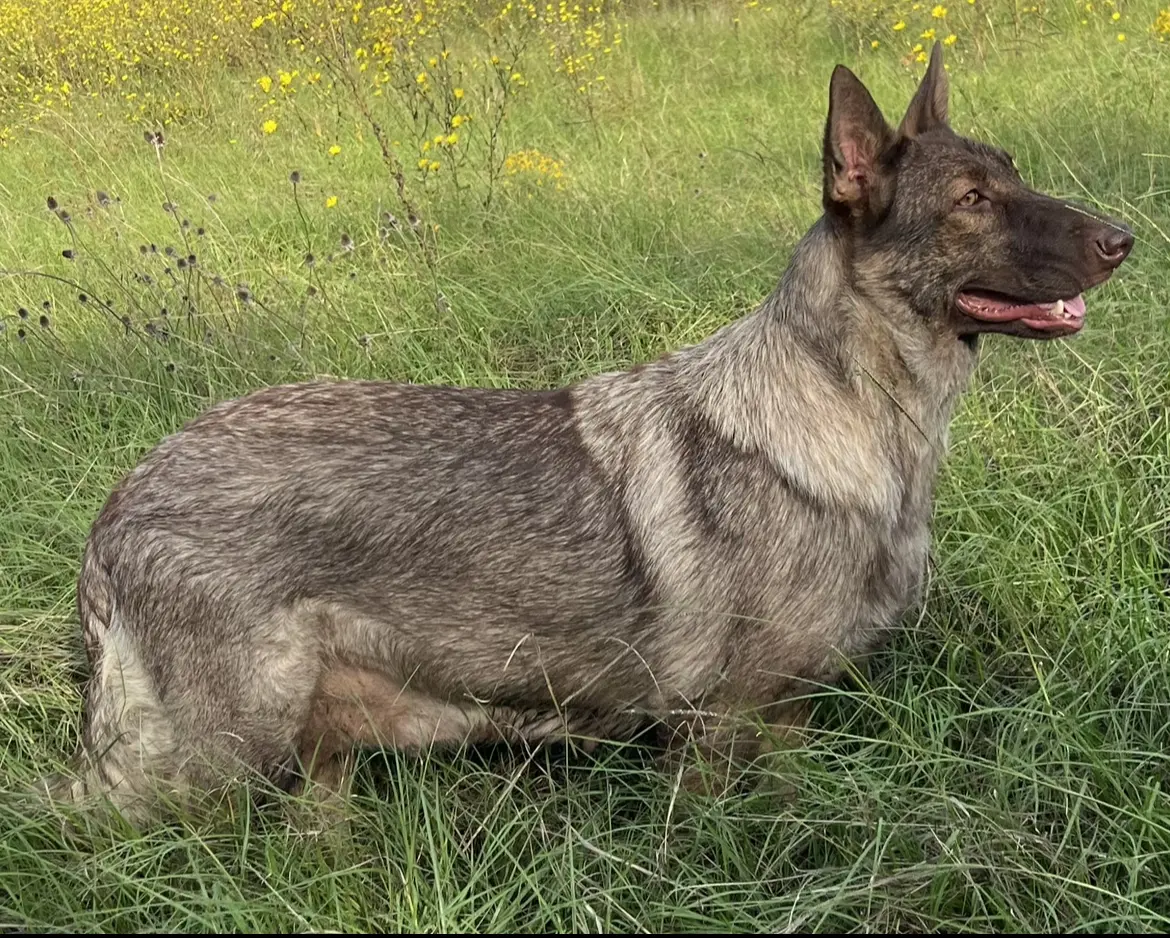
49,43,1133,824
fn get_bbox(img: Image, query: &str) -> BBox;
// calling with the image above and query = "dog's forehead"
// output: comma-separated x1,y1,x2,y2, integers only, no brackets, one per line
906,130,1016,178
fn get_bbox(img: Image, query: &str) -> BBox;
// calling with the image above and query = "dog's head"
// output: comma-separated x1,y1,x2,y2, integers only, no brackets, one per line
822,43,1132,339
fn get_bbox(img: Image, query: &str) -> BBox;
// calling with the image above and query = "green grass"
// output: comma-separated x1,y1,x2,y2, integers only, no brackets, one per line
2,3,1170,932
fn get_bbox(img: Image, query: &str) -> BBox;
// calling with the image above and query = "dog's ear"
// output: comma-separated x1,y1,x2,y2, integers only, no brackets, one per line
823,65,896,216
898,42,949,138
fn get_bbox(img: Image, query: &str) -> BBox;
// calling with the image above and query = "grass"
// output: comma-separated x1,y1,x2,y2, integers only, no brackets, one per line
1,1,1169,931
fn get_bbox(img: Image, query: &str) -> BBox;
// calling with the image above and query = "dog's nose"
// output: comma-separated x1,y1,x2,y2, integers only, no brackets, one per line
1094,226,1134,268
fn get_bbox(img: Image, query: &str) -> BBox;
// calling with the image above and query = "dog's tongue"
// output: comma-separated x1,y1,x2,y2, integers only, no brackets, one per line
956,291,1086,330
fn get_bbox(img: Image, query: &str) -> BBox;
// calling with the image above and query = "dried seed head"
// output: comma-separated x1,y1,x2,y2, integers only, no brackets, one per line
289,170,301,186
139,244,149,255
196,227,205,236
46,196,58,210
96,190,111,207
145,321,157,335
358,334,370,348
176,257,187,269
207,193,217,203
160,307,168,317
121,315,132,332
164,246,176,257
17,307,28,319
165,362,175,373
39,314,49,328
304,253,316,268
62,249,74,260
78,293,87,303
307,285,318,297
237,286,253,303
181,218,191,230
162,201,177,214
42,300,51,309
56,210,71,224
340,233,353,251
150,243,158,253
187,254,196,266
16,327,25,341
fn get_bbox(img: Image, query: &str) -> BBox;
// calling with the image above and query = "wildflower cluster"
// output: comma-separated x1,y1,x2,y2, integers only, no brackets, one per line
0,0,626,146
1155,7,1170,39
829,0,973,64
502,148,567,190
0,0,280,141
829,0,1161,66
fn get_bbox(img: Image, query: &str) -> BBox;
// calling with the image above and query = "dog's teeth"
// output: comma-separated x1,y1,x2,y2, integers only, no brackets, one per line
1053,298,1064,317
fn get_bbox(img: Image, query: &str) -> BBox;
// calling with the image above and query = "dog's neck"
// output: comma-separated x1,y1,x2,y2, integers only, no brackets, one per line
683,216,978,517
765,216,980,426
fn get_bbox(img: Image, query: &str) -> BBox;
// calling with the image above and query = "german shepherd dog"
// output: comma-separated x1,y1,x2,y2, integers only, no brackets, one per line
47,44,1132,823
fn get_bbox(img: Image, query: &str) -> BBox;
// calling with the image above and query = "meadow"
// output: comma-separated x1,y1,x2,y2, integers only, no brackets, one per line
1,0,1169,931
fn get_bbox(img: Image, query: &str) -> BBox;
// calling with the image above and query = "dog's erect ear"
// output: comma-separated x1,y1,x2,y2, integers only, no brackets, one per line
898,42,949,138
823,65,896,216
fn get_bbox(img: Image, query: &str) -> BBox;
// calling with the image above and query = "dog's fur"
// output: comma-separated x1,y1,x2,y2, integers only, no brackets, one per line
48,45,1132,822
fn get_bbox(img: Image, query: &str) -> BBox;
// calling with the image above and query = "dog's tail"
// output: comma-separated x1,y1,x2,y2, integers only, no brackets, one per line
36,546,179,825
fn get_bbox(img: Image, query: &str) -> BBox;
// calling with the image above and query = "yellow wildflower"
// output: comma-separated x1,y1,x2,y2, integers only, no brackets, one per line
262,119,277,134
893,20,906,31
328,144,342,157
932,4,947,17
258,75,273,93
325,196,338,208
943,33,958,45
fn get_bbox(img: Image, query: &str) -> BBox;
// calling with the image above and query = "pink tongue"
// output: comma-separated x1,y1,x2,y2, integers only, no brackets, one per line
1021,293,1086,330
958,292,1085,324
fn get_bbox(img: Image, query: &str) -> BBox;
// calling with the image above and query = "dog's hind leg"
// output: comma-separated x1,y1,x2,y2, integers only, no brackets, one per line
45,555,324,826
654,703,763,798
654,695,813,798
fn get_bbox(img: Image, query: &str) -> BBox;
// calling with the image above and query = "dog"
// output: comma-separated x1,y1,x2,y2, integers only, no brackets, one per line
46,43,1132,823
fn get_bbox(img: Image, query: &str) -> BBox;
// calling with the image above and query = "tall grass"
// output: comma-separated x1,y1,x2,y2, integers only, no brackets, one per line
1,2,1168,931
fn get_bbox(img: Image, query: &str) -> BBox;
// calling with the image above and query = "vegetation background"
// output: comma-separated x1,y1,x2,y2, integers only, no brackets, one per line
1,0,1168,931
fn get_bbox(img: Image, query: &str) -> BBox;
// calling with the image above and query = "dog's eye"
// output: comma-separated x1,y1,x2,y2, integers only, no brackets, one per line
956,189,983,209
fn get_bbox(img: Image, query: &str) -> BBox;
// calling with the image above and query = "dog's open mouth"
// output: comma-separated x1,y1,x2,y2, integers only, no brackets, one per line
955,290,1086,334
